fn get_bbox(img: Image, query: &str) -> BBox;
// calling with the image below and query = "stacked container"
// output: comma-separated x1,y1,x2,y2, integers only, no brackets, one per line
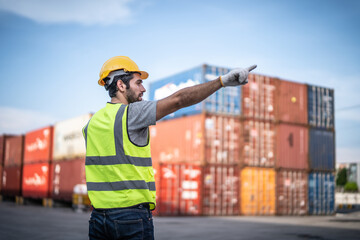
150,64,241,216
22,126,53,203
2,135,24,197
52,113,91,202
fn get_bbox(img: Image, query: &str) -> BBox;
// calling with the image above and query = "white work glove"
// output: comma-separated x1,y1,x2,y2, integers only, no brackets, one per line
220,65,257,87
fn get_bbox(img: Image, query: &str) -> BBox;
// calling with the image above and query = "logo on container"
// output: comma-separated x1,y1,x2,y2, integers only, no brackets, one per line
26,129,50,152
154,79,200,100
24,166,48,186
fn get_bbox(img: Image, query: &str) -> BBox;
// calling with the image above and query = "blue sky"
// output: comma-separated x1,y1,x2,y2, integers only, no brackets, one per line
0,0,359,163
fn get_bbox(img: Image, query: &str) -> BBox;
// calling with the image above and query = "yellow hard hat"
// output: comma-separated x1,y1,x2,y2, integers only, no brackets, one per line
98,56,149,86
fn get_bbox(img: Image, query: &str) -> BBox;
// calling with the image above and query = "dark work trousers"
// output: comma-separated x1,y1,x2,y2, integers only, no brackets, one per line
89,204,154,240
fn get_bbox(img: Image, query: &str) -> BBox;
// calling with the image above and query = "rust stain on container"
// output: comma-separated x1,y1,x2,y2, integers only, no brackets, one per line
24,126,53,164
2,166,22,196
22,162,52,199
276,169,308,215
4,135,24,167
151,113,241,165
240,167,275,215
51,158,86,201
241,120,275,167
242,74,276,121
275,79,308,124
275,123,309,170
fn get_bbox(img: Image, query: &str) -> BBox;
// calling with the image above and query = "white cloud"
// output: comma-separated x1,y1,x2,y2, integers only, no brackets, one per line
0,107,58,134
337,147,360,164
0,0,135,25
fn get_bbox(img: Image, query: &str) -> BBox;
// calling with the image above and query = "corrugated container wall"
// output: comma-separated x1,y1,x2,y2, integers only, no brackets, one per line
4,135,24,167
242,74,276,121
52,158,86,201
309,128,335,171
240,167,276,215
151,113,241,165
308,172,335,215
241,120,275,167
276,170,307,215
53,114,92,161
2,166,22,196
275,79,307,124
22,162,52,198
149,64,241,120
308,85,334,129
275,124,308,170
24,126,53,164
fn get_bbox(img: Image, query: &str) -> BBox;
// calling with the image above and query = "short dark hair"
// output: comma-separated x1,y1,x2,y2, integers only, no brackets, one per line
104,72,134,98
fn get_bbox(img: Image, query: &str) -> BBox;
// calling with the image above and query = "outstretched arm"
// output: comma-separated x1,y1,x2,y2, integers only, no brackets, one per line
156,65,257,121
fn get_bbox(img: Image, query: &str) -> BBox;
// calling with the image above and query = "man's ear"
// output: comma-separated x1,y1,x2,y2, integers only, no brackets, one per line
117,80,126,92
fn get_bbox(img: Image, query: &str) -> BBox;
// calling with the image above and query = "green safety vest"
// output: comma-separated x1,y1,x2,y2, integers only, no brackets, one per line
82,103,156,210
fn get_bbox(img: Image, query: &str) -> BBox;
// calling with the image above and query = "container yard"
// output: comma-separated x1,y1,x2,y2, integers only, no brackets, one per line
0,65,338,218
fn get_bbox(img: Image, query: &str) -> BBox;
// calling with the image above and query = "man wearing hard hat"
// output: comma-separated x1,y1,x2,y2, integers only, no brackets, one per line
83,56,256,240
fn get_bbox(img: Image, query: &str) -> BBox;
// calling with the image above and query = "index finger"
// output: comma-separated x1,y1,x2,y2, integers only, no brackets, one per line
247,65,257,72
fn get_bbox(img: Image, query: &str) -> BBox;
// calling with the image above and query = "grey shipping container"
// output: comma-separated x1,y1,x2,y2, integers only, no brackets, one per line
309,128,335,171
308,85,334,129
149,64,241,120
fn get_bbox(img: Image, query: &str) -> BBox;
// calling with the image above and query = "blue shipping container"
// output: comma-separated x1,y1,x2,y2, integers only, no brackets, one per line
149,64,241,120
308,85,334,129
308,172,335,215
309,128,335,171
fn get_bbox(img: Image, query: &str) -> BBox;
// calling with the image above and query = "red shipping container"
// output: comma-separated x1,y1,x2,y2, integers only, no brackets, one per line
276,169,308,215
4,135,24,167
158,163,202,216
151,113,241,165
275,79,308,124
52,158,86,201
22,163,52,198
0,165,2,193
275,123,309,170
202,164,239,216
24,126,53,164
2,166,22,196
241,120,275,167
242,74,276,121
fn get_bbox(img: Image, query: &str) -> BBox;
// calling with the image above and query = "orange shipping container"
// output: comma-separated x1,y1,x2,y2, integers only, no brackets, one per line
275,123,309,170
24,126,53,164
22,162,53,199
240,167,275,215
276,169,308,215
242,74,276,121
151,113,241,165
4,135,24,167
275,79,308,124
241,120,275,167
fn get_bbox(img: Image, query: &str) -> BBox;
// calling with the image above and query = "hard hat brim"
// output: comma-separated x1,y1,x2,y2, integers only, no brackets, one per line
98,70,149,86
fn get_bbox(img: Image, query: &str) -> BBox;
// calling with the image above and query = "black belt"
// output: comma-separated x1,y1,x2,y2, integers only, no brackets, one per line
93,203,150,211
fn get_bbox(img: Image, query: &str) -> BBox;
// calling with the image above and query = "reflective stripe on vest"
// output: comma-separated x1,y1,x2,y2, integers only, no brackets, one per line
83,103,156,210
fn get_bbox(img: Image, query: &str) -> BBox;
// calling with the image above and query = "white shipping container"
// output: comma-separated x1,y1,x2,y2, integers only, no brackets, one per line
53,113,92,161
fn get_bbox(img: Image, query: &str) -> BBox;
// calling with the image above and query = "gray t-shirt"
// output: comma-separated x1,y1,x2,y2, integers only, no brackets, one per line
127,100,157,146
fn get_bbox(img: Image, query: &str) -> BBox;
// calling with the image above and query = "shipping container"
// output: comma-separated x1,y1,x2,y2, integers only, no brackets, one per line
22,162,52,199
24,126,53,164
309,128,335,171
276,169,307,215
308,85,334,129
0,165,2,193
308,172,335,215
4,135,24,167
242,74,276,120
275,79,307,124
202,164,239,216
52,158,86,201
0,136,5,165
151,113,241,165
241,120,275,167
53,114,92,161
2,166,22,196
240,167,276,215
158,163,202,216
275,123,308,170
149,64,241,120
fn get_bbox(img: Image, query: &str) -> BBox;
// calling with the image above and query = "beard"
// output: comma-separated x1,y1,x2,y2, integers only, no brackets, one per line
126,88,142,103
